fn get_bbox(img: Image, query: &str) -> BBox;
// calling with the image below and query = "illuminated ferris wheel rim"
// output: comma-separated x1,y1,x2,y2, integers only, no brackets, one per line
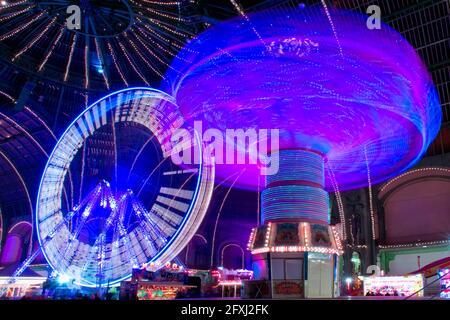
35,87,214,287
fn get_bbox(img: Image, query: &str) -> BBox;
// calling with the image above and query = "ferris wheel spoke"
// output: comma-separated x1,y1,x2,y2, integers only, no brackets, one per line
70,184,103,241
150,171,197,228
35,207,84,273
139,175,197,232
129,226,156,262
40,208,76,243
142,203,177,239
131,197,168,245
95,234,107,285
77,140,87,205
110,108,118,191
80,236,107,283
151,203,183,227
57,186,106,267
126,133,156,183
136,212,167,248
136,156,171,196
106,225,120,281
117,222,140,267
156,195,189,214
159,186,194,200
148,211,176,238
136,224,159,258
143,221,167,249
111,193,141,268
68,188,124,269
130,201,167,250
61,182,113,268
81,210,121,280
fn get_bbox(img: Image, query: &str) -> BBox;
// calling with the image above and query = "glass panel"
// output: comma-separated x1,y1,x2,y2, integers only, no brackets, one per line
271,259,285,280
285,259,303,280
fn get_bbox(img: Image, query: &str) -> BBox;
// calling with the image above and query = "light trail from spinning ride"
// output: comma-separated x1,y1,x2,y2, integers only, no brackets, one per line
0,88,214,293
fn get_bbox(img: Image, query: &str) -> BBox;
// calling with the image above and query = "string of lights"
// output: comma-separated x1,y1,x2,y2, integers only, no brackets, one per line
0,11,45,41
0,4,34,23
12,16,56,61
107,41,129,86
93,38,110,89
63,33,77,82
326,162,347,240
38,25,64,72
118,41,150,85
127,33,166,79
364,147,377,240
378,240,450,250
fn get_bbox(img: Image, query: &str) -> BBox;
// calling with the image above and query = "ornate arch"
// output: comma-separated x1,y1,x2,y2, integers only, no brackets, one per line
378,167,450,202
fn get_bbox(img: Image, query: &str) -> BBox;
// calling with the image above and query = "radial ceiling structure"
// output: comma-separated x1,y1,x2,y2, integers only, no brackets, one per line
0,92,55,219
165,5,441,191
0,0,195,90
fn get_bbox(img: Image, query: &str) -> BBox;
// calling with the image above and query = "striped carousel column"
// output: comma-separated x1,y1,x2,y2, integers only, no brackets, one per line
261,149,329,225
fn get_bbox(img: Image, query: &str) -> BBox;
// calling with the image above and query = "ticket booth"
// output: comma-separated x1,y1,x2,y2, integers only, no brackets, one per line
245,222,342,298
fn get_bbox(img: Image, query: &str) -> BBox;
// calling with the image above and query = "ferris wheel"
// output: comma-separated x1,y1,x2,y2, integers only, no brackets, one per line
34,87,214,287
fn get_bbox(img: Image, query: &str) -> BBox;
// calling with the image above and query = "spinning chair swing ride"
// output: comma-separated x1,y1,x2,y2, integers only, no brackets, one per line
164,5,441,289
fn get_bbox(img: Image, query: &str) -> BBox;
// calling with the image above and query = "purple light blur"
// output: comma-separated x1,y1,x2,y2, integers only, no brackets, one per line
165,6,441,191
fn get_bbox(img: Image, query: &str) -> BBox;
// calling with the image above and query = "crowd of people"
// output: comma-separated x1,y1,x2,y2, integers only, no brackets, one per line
365,286,408,296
